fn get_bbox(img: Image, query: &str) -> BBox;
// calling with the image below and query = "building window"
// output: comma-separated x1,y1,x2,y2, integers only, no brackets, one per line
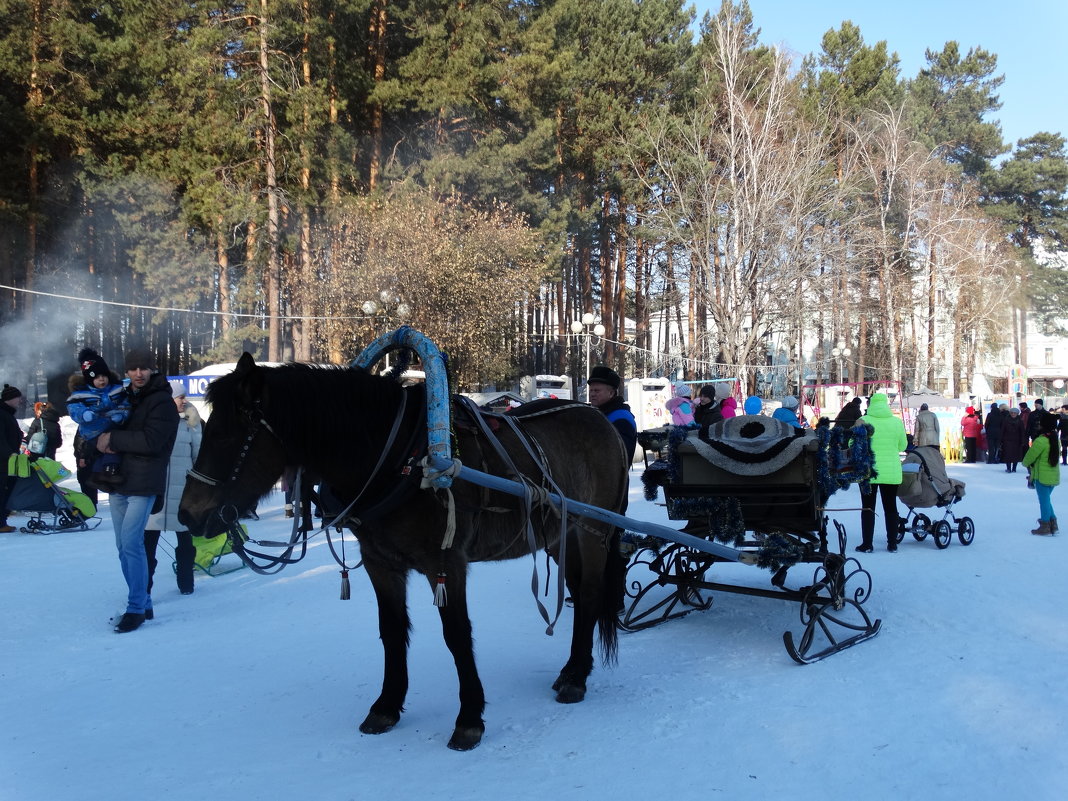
1046,347,1054,366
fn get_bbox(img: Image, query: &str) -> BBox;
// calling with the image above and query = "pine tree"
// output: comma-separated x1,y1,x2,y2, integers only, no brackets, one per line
984,132,1068,336
908,41,1007,178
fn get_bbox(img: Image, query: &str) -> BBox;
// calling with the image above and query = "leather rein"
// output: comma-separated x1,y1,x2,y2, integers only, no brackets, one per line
185,395,413,576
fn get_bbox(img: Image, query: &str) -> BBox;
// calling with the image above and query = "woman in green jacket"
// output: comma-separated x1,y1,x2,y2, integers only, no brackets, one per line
1022,414,1060,535
856,393,909,553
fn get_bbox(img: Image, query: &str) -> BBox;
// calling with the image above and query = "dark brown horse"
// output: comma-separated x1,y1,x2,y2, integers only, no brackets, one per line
177,353,629,750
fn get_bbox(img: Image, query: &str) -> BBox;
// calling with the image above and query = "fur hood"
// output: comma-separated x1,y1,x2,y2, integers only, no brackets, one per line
67,370,124,394
181,403,201,429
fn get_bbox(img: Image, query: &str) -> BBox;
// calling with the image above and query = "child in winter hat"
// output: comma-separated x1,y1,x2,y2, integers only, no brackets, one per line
80,350,111,383
67,348,130,489
772,396,802,428
666,383,697,427
743,395,763,415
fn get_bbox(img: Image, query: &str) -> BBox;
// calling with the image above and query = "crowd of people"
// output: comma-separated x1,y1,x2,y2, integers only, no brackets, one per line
2,347,199,633
959,398,1065,536
657,385,1063,547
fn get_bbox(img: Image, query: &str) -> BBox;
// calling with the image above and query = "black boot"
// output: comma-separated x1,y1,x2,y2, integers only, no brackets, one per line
114,612,145,633
144,530,161,595
175,535,196,595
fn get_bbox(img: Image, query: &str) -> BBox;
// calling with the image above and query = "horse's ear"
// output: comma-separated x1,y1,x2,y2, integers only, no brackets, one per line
234,352,265,408
236,352,256,375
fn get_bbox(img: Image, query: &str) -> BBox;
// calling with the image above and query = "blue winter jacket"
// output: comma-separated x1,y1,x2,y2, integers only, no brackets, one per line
772,407,801,428
66,383,130,440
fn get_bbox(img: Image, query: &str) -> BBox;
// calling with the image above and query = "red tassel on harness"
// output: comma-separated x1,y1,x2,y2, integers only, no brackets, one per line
340,569,350,600
433,573,448,607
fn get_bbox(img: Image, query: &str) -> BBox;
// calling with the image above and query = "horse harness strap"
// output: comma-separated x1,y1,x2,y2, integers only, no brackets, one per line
254,392,423,579
441,396,571,632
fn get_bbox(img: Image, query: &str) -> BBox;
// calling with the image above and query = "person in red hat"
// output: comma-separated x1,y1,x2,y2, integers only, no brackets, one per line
960,406,983,463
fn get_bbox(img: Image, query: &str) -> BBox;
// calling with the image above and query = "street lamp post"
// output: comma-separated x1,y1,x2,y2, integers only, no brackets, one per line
570,312,605,401
362,291,411,369
362,289,410,322
830,341,852,385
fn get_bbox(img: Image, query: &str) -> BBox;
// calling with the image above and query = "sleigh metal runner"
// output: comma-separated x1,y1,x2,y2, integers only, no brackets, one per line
352,327,881,665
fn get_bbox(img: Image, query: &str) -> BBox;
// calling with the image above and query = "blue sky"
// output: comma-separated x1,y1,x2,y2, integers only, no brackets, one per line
691,0,1067,152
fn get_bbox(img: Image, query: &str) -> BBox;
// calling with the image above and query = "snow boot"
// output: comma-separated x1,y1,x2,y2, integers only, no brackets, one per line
1051,517,1059,534
175,538,196,595
1032,520,1053,536
113,612,146,633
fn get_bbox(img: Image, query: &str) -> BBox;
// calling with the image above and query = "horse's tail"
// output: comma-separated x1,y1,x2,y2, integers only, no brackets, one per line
597,532,623,665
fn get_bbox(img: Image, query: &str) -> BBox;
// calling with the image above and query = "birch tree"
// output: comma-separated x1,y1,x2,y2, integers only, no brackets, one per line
626,3,833,389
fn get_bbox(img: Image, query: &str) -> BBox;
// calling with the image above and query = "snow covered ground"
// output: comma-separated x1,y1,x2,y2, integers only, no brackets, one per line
1,428,1065,801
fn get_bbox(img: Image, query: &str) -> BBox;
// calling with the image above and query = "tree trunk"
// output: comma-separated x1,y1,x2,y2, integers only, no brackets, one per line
294,0,314,361
927,244,937,387
258,0,283,361
367,0,388,190
216,223,231,346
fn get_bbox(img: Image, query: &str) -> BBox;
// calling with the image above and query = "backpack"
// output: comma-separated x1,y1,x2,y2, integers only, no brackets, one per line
28,429,48,455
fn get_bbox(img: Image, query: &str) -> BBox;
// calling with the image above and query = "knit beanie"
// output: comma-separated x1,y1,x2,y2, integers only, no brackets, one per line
674,382,692,398
167,379,186,398
781,396,799,410
124,347,157,372
1,384,22,402
78,347,110,383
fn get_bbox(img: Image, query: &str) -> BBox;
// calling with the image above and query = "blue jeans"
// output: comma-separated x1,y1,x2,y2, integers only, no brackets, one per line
109,494,154,614
1035,481,1056,523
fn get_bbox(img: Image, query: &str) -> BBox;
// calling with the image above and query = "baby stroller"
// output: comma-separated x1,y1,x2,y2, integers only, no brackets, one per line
895,445,973,549
5,454,99,534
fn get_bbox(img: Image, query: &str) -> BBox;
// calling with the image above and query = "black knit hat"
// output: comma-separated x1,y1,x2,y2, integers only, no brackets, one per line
78,348,110,383
587,365,621,391
1,384,22,402
124,347,156,372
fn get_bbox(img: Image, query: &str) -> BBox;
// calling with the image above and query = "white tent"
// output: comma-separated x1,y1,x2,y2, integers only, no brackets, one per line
905,390,965,409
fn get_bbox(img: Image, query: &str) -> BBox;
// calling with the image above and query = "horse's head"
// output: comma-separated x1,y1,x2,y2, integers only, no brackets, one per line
179,352,287,537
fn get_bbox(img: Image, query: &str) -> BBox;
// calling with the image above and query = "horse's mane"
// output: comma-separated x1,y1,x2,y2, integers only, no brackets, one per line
205,362,409,469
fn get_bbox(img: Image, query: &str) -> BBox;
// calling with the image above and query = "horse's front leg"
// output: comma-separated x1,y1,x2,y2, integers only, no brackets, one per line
430,561,486,751
358,562,411,736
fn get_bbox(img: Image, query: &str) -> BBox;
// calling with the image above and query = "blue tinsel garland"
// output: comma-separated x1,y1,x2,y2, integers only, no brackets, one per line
664,495,746,546
754,533,807,571
814,423,875,497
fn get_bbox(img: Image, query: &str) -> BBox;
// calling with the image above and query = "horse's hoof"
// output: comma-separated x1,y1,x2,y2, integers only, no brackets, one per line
359,711,399,735
554,684,586,704
447,725,484,751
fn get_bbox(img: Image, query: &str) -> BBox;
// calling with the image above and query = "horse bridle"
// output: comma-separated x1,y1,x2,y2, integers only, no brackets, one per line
184,403,319,575
185,395,412,577
186,404,283,533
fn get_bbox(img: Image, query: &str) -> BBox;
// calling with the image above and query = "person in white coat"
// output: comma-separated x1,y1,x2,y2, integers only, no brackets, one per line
143,380,202,595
